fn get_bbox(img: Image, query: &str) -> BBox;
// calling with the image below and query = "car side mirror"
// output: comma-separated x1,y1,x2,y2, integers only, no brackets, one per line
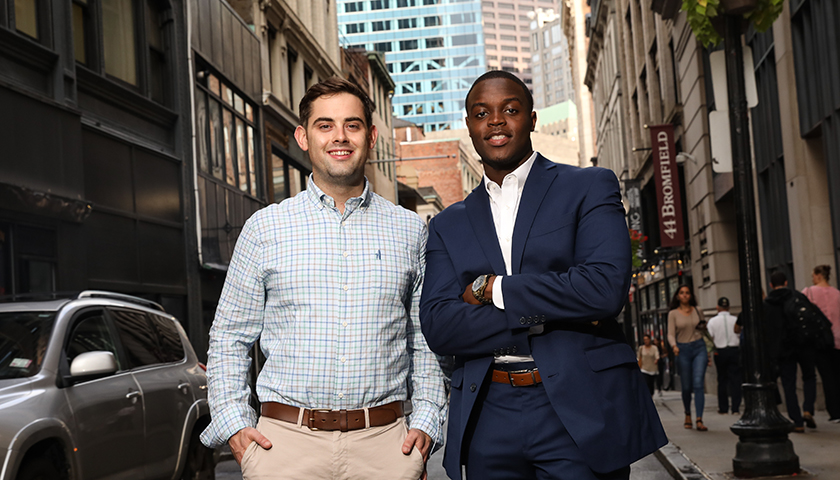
67,351,118,384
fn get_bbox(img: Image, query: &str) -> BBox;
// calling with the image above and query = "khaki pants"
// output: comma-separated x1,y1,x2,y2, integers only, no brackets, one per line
241,415,425,480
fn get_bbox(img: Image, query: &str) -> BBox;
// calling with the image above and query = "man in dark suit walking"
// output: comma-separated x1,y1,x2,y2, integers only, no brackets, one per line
419,71,666,480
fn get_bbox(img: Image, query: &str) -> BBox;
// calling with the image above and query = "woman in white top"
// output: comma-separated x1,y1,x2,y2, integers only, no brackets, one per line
637,335,660,396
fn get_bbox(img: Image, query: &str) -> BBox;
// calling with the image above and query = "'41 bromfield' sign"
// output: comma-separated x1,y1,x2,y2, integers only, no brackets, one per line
649,124,684,248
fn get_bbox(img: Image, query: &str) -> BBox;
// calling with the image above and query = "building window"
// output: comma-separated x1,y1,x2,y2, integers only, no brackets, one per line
499,13,514,20
450,12,475,24
498,2,513,8
500,34,516,41
424,15,441,26
401,61,419,72
195,69,262,197
396,0,415,6
372,20,391,31
451,33,477,46
0,222,57,298
483,11,494,18
71,0,172,103
485,22,495,29
370,0,389,9
426,37,443,48
399,39,418,50
500,24,516,31
345,1,363,11
12,0,39,38
398,18,416,29
345,22,365,33
501,56,517,62
374,42,392,52
485,33,496,40
422,0,438,4
482,1,493,6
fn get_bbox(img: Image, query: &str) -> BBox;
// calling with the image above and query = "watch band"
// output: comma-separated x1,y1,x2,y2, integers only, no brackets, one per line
474,274,493,305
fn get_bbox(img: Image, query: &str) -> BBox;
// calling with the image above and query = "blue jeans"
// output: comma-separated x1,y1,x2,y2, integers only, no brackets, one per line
677,339,708,417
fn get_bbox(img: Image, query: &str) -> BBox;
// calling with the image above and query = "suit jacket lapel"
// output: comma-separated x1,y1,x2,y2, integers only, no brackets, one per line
465,184,507,275
511,154,558,273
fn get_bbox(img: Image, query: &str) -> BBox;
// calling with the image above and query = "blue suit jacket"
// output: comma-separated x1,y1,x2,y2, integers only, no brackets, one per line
420,155,667,479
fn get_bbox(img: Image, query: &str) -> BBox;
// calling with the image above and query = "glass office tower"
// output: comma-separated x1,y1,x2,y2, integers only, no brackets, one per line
338,0,486,131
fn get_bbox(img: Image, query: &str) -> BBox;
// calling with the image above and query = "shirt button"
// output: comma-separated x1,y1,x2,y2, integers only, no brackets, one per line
342,321,348,327
338,392,344,398
343,285,349,291
343,251,349,257
340,357,347,363
341,221,345,227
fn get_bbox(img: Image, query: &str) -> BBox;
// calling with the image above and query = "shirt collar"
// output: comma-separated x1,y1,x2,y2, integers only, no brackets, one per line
483,150,539,194
306,175,372,212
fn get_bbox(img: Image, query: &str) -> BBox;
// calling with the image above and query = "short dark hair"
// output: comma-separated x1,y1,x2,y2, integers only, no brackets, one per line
668,284,697,311
298,76,375,129
465,70,534,113
770,270,787,288
814,264,832,282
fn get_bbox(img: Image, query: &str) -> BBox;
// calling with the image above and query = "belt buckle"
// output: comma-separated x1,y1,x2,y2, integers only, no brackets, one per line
307,408,333,430
508,368,537,387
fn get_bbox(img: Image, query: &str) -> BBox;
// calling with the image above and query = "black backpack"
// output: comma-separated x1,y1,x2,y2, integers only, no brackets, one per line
783,291,836,350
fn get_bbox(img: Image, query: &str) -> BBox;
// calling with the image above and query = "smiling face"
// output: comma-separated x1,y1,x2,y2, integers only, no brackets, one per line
294,92,377,195
465,77,536,177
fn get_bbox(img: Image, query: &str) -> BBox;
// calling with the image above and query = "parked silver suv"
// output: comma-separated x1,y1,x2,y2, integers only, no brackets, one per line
0,291,214,480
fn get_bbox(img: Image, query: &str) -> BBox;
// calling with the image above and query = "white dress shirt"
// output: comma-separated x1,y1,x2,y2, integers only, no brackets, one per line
485,151,541,363
706,311,740,349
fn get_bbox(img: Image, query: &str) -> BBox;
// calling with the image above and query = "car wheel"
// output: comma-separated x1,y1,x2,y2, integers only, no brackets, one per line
17,444,67,480
181,435,215,480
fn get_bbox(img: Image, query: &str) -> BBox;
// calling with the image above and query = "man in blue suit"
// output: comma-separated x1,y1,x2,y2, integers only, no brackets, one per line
419,71,666,480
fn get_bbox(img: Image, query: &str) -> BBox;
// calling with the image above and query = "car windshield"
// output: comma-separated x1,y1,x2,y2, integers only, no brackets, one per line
0,312,56,379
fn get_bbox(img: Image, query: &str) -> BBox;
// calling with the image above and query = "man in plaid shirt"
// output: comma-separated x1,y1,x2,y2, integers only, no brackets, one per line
200,77,448,480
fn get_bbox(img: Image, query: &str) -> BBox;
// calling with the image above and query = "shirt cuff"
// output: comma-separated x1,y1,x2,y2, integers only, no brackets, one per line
492,275,505,310
406,401,445,453
200,405,257,448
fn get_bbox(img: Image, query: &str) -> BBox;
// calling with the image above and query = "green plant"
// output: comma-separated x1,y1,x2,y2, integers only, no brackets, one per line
681,0,785,48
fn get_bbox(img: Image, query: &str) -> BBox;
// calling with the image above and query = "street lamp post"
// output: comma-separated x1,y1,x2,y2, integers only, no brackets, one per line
723,14,799,477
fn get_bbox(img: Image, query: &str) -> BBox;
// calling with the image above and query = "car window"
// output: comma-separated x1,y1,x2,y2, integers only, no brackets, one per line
110,309,163,368
148,314,185,363
66,312,121,369
0,312,55,379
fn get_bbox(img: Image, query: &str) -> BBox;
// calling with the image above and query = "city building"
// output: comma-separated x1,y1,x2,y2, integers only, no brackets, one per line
230,0,343,207
584,0,840,363
396,134,483,208
337,0,486,132
535,100,578,139
530,7,575,108
560,0,596,167
189,0,267,354
0,0,269,357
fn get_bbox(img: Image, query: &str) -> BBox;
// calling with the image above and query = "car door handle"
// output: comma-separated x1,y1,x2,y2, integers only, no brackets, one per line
126,391,142,403
178,382,191,394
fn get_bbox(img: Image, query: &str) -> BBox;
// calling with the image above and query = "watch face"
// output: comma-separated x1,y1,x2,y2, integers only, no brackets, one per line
472,276,485,292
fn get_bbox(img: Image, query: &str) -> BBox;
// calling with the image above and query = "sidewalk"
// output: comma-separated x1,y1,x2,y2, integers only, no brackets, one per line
653,390,840,479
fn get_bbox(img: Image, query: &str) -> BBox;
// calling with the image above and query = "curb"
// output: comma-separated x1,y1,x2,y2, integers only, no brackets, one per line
654,442,711,480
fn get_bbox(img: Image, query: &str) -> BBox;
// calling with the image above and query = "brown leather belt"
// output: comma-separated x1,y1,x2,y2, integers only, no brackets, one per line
260,401,404,432
492,368,542,386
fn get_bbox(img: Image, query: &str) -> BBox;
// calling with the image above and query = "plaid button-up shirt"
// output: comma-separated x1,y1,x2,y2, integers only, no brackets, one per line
201,177,448,449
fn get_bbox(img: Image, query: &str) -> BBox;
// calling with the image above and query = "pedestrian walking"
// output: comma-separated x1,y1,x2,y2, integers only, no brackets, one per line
802,264,840,423
706,297,742,415
655,337,667,394
764,271,818,433
200,77,448,479
419,70,666,480
667,285,709,431
638,334,660,396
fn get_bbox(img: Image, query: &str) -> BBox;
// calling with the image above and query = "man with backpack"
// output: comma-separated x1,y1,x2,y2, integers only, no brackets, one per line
764,271,835,432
